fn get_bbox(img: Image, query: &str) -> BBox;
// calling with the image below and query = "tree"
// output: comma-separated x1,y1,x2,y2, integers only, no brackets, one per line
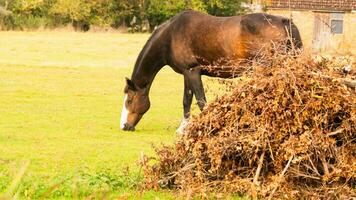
146,0,247,30
0,0,52,30
147,0,205,30
204,0,247,16
0,0,248,31
50,0,91,22
89,0,115,28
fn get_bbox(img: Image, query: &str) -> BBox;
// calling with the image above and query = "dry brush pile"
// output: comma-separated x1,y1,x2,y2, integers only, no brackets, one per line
141,51,355,199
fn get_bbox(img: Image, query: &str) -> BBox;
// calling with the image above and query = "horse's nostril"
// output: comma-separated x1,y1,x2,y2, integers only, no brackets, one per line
123,123,135,131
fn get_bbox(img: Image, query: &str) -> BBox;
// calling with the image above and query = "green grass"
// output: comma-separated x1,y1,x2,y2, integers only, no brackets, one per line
0,31,187,199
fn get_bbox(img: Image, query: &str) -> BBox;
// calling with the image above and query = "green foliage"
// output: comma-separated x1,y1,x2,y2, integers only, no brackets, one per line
89,0,115,28
204,0,246,16
146,0,205,29
0,0,59,30
50,0,91,22
0,165,147,199
0,0,247,32
20,169,141,199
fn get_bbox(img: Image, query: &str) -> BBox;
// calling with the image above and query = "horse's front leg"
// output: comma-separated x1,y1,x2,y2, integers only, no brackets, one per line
177,75,194,134
177,69,206,134
187,69,206,110
183,75,194,119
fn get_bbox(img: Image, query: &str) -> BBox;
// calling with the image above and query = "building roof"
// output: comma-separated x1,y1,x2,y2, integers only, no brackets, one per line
268,0,356,12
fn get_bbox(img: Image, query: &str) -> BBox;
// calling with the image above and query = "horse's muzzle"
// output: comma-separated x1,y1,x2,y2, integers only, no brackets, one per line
122,123,135,131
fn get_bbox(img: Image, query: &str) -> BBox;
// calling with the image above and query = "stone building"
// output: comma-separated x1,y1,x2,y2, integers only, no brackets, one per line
249,0,356,53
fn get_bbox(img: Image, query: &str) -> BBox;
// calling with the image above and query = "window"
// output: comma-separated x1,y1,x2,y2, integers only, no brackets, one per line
331,13,344,34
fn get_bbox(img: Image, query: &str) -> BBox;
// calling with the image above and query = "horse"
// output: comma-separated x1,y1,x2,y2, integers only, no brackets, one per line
120,10,302,132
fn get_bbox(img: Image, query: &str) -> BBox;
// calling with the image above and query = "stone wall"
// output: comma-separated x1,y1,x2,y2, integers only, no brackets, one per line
268,9,356,54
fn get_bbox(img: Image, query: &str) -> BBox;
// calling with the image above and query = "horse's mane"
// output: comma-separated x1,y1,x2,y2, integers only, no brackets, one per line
131,20,171,81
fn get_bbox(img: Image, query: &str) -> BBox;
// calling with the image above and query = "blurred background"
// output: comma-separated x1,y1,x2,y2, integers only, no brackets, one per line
0,0,355,53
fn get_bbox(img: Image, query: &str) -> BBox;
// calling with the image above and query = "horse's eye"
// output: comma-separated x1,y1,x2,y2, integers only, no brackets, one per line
127,99,132,104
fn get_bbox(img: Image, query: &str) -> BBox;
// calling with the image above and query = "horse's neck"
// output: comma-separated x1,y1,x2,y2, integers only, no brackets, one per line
131,23,169,91
131,41,165,91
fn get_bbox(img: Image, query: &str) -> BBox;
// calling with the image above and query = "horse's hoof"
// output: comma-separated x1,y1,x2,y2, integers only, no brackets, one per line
176,127,184,135
176,118,189,135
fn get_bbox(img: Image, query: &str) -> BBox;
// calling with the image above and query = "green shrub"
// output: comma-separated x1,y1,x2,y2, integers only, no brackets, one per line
0,0,247,32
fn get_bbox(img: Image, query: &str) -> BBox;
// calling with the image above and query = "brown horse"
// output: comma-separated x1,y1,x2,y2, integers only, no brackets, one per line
120,10,302,132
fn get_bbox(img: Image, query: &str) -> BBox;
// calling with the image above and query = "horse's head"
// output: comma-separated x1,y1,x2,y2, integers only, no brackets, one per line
120,78,150,131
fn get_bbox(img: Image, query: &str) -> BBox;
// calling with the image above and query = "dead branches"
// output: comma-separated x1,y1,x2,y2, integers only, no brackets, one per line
142,52,356,199
311,72,356,88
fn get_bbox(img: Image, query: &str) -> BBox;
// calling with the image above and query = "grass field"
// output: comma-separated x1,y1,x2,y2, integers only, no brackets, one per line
0,32,196,199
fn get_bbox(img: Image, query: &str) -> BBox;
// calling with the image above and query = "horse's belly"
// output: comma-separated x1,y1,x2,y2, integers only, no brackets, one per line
200,62,249,78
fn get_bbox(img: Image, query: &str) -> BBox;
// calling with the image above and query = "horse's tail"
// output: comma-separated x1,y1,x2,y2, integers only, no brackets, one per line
282,18,303,50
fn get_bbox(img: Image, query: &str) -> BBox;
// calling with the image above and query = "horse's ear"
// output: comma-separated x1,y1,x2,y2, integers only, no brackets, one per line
125,77,136,91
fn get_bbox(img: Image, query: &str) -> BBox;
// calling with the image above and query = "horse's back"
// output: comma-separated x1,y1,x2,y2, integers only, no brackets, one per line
166,11,302,73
